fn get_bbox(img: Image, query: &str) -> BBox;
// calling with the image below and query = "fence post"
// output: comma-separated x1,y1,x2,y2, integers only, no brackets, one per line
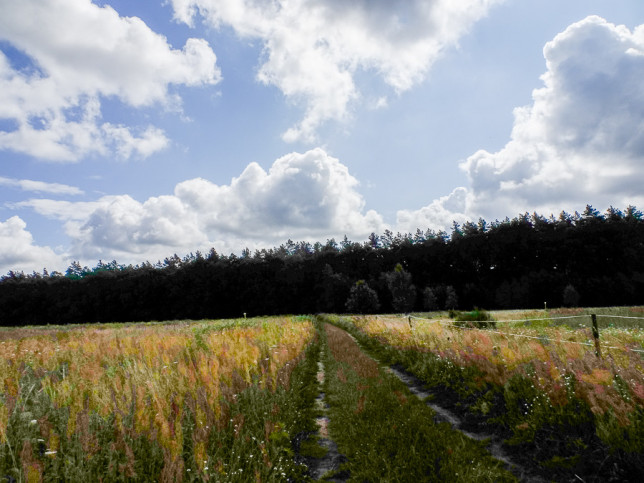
408,315,413,329
591,314,602,358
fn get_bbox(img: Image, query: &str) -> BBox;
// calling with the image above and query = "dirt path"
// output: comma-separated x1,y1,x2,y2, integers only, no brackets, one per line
384,365,546,482
340,327,547,482
304,346,349,481
303,320,548,480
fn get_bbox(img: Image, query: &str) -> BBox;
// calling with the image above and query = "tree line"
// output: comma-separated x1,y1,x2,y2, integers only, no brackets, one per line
1,205,643,326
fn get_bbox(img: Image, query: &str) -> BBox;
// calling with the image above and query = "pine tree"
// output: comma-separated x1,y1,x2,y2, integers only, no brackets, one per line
382,263,416,312
423,287,438,311
445,285,458,310
563,284,580,307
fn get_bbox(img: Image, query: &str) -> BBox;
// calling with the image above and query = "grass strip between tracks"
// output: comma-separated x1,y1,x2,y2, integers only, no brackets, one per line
318,319,515,482
323,314,644,482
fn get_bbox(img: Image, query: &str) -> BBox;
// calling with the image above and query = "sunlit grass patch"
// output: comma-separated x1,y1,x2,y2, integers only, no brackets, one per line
328,310,644,481
319,320,516,482
0,316,317,481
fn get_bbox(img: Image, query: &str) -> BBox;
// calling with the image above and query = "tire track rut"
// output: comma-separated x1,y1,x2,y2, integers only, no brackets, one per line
305,347,348,481
341,327,547,482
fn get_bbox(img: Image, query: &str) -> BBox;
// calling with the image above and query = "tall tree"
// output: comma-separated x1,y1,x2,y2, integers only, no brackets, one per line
345,280,380,314
382,263,416,313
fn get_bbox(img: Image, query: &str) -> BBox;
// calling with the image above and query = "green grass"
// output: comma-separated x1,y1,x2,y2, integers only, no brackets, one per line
318,318,516,482
0,318,322,482
325,314,644,482
298,438,328,459
452,308,497,329
409,306,644,330
549,306,644,329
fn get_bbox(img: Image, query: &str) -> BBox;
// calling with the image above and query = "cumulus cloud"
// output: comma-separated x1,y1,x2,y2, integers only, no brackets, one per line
170,0,503,142
0,216,65,274
102,124,170,159
73,195,209,260
459,16,644,219
175,148,383,239
18,148,384,263
396,187,468,233
399,16,644,230
0,0,220,161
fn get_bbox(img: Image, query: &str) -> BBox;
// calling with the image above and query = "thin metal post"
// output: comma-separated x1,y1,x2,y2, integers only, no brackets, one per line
591,314,601,358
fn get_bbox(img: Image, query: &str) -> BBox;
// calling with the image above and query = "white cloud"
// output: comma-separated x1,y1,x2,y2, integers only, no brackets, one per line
102,124,170,159
401,16,644,229
73,195,209,260
170,0,503,142
371,97,389,110
15,198,119,221
0,0,220,162
18,148,385,263
396,187,468,233
0,176,83,195
176,148,384,238
0,216,65,274
460,16,644,219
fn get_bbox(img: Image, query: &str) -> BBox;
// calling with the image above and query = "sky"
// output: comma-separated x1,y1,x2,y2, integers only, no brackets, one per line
1,0,644,275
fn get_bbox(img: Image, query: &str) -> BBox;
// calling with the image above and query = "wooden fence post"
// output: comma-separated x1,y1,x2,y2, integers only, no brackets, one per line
408,315,413,329
591,314,602,358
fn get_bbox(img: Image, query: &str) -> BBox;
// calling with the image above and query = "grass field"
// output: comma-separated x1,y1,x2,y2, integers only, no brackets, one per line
316,320,515,481
0,317,318,481
1,309,642,481
327,308,644,481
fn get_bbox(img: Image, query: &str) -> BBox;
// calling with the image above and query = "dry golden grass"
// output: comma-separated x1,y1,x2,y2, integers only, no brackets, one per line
353,313,644,423
0,317,314,478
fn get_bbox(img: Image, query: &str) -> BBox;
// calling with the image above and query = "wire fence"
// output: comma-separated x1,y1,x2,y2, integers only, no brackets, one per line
470,315,585,324
597,314,644,320
403,313,644,355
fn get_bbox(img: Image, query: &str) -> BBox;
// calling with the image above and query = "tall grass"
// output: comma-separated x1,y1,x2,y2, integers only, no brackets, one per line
318,319,516,481
329,312,644,481
0,317,317,481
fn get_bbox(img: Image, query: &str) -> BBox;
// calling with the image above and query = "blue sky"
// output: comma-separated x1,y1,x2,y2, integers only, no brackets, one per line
1,0,644,274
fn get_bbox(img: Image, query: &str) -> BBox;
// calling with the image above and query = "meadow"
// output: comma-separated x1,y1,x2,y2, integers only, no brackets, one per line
0,317,318,481
2,309,642,482
315,320,515,481
327,308,644,481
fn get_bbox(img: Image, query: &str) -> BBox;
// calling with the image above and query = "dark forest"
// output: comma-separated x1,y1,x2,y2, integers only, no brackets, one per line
1,205,643,326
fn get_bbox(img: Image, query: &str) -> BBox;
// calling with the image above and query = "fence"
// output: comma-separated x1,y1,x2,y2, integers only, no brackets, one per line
404,313,644,358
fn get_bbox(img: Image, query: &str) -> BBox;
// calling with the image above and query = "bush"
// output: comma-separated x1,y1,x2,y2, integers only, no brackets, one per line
453,308,496,329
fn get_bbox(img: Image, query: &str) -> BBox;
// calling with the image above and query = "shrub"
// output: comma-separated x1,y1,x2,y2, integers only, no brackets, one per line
453,308,496,329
